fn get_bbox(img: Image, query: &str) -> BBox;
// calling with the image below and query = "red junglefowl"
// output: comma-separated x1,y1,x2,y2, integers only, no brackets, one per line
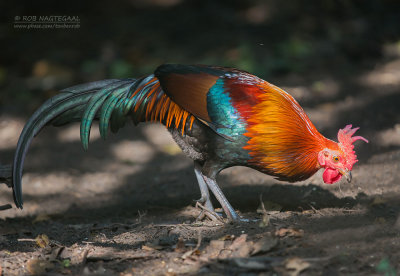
4,64,368,221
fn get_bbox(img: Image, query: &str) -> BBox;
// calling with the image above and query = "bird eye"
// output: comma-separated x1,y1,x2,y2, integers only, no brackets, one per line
332,156,339,162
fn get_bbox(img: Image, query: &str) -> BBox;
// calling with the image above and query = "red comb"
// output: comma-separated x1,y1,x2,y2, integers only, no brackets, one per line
338,125,368,170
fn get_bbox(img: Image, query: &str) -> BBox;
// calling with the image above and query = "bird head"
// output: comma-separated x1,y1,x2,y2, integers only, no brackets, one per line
318,125,368,184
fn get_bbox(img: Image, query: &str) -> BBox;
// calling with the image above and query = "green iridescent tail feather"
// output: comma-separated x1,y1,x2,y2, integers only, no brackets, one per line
12,76,157,208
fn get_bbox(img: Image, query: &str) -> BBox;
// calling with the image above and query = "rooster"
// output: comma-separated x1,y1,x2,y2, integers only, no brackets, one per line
6,64,368,221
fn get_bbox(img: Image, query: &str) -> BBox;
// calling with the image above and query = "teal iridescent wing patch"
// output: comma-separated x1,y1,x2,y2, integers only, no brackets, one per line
207,79,247,139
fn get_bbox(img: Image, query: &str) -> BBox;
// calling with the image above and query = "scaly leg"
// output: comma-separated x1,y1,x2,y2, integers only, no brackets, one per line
194,162,220,221
201,174,239,221
194,162,214,211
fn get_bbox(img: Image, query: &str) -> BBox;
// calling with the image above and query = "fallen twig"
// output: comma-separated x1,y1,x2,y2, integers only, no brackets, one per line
17,237,63,248
342,209,359,213
308,204,323,216
195,202,224,223
153,223,221,228
137,210,147,223
182,230,202,259
17,238,36,242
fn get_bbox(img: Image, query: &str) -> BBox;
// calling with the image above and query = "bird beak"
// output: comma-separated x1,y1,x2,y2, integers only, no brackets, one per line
338,168,352,183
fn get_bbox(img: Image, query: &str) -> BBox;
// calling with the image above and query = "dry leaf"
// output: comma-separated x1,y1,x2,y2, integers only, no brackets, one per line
257,197,279,227
259,213,270,227
206,240,228,259
209,240,227,250
218,234,235,241
275,228,304,238
165,270,177,276
230,236,252,258
26,259,54,275
35,234,50,248
251,235,278,255
141,245,155,251
232,244,252,258
224,234,252,258
302,210,314,215
229,234,247,250
284,257,310,276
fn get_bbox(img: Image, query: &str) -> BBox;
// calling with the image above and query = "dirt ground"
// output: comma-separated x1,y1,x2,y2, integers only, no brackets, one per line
1,56,400,275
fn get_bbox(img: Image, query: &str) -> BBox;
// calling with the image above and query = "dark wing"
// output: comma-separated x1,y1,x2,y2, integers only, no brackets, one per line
155,64,264,138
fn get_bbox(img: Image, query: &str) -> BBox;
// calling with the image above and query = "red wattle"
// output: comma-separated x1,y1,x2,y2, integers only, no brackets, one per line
323,168,342,184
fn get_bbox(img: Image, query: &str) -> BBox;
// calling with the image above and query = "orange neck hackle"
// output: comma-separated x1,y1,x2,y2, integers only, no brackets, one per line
243,81,337,182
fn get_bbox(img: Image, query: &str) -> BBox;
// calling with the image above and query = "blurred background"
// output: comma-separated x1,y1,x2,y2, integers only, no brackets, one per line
1,0,400,114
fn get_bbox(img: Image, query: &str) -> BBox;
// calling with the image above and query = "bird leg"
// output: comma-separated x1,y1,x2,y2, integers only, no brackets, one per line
194,162,220,221
200,174,239,221
194,162,214,211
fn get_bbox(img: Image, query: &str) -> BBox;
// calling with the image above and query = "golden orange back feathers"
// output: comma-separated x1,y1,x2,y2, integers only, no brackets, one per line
130,76,195,135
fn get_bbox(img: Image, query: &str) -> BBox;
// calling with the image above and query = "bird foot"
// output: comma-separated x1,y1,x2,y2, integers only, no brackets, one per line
195,202,224,223
236,217,250,223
